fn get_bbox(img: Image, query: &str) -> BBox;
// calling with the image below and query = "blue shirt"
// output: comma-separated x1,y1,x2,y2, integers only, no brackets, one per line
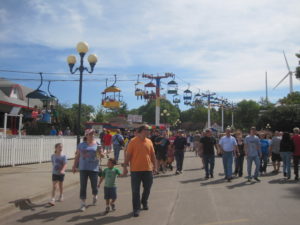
78,142,100,172
219,136,237,152
50,129,57,136
112,134,124,146
260,139,269,155
42,112,51,123
245,135,261,157
51,154,67,175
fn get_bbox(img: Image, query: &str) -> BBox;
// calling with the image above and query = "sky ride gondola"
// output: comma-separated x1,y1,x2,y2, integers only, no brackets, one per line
101,75,122,109
183,84,192,105
25,73,59,124
134,75,145,100
167,79,178,95
193,92,203,106
172,94,181,106
26,72,55,108
144,80,156,101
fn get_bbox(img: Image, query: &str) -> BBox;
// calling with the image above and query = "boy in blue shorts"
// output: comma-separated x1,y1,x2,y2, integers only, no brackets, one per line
98,158,122,213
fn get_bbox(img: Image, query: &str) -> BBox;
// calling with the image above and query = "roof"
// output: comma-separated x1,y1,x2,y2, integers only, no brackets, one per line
104,86,121,93
0,78,43,109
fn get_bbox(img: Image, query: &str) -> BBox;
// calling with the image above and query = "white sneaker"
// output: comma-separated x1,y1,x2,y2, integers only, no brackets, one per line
80,202,86,211
93,195,98,205
58,195,64,202
49,198,55,206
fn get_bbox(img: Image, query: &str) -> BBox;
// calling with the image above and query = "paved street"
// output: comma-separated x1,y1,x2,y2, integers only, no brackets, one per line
1,152,300,225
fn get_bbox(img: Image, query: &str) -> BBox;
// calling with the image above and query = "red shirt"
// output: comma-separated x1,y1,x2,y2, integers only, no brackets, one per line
292,134,300,156
103,134,112,146
32,110,39,119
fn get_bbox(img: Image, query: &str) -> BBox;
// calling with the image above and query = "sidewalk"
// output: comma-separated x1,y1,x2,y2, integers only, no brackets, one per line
0,159,81,218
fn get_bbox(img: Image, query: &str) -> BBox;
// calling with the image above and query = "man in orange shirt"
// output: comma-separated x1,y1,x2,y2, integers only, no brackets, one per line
122,125,157,217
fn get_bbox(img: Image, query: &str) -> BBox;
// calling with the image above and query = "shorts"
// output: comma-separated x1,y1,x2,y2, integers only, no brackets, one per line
104,187,117,200
156,150,167,161
272,153,281,162
104,145,112,151
52,174,65,182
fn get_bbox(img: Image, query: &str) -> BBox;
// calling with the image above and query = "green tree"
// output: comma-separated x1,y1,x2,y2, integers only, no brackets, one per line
235,100,260,129
93,107,106,122
257,105,300,131
136,99,180,125
56,103,95,135
279,92,300,105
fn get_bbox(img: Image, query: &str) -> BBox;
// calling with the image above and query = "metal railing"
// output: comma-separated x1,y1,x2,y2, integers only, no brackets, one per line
0,136,77,167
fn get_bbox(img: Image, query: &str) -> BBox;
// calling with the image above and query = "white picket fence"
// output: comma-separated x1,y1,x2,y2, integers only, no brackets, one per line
0,136,78,167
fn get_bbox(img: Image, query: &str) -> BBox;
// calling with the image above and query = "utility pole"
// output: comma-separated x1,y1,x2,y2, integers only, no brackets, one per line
201,91,217,128
217,97,228,132
265,71,268,102
231,102,236,128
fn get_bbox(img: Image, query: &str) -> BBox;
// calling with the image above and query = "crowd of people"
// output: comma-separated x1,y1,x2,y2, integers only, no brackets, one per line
48,125,300,218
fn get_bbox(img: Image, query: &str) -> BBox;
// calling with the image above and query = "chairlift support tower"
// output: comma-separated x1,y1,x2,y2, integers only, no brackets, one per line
142,73,174,126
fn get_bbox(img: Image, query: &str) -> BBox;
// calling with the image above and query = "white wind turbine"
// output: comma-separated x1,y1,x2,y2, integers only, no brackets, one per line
273,50,294,93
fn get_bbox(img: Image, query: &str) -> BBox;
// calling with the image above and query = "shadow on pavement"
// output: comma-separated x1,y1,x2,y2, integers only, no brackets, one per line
261,171,280,177
285,186,300,199
17,209,79,223
200,178,227,186
226,180,256,189
154,173,176,179
269,178,299,184
184,168,202,172
9,199,46,211
180,177,207,184
68,212,133,225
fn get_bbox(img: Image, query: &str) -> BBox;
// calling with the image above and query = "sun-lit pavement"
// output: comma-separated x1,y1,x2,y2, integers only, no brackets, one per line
1,152,300,225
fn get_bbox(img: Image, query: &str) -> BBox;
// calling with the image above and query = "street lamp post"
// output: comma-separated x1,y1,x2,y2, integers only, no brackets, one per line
266,123,271,130
161,109,170,124
173,119,181,130
67,42,98,144
161,109,170,135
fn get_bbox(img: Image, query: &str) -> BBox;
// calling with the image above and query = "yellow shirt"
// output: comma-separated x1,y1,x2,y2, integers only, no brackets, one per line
127,136,155,172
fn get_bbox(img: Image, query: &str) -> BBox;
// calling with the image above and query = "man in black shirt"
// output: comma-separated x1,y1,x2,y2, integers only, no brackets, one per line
174,130,187,174
200,129,218,179
155,131,170,173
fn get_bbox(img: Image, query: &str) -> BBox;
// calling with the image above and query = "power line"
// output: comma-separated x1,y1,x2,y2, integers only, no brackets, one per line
0,77,136,82
0,69,150,77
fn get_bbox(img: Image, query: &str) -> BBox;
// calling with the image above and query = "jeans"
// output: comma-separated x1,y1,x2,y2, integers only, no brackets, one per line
280,152,292,177
294,155,300,177
222,151,233,178
131,171,153,211
174,150,184,172
113,144,122,161
203,154,215,176
234,155,245,176
247,155,260,178
80,170,98,200
260,154,269,173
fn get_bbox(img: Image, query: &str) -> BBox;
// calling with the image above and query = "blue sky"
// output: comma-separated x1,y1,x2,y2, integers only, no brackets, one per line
0,0,300,110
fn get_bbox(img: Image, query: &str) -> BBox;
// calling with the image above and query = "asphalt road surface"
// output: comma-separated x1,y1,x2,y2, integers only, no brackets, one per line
2,152,300,225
